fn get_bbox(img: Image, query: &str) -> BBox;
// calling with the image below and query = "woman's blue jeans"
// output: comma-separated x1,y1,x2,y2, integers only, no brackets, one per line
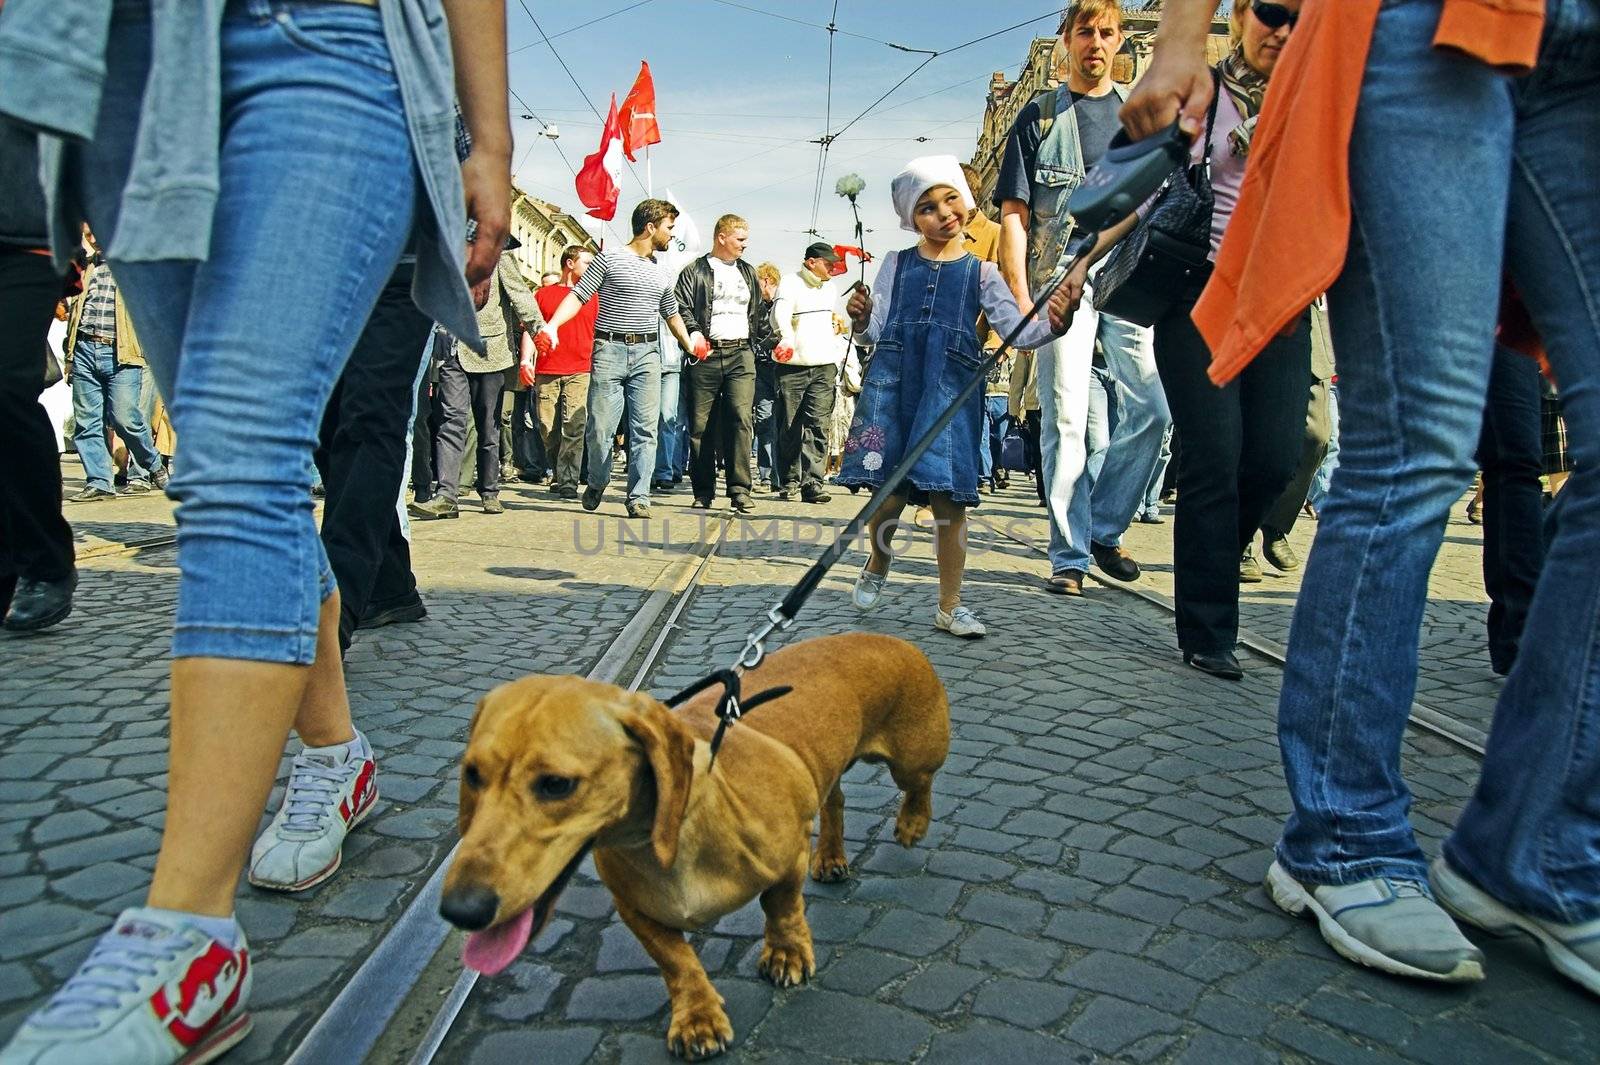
1276,0,1600,923
79,0,417,664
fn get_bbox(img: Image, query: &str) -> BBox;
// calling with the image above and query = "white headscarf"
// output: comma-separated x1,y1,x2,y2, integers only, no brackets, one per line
891,155,975,233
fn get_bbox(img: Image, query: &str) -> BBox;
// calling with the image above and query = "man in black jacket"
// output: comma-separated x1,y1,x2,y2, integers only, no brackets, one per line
674,213,767,513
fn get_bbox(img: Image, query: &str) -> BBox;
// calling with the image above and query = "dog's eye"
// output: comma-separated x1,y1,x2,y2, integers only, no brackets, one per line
533,774,577,801
463,764,484,790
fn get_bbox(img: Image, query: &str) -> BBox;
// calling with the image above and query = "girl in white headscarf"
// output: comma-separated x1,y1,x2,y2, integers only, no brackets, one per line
839,155,1074,639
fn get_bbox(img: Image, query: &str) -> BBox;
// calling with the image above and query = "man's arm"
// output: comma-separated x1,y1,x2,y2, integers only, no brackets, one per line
772,277,797,344
998,201,1033,314
442,0,511,285
1119,1,1222,140
497,256,545,332
673,262,704,337
541,292,583,335
664,313,694,354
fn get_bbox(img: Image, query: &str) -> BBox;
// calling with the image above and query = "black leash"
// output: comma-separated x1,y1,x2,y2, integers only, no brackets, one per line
662,670,794,766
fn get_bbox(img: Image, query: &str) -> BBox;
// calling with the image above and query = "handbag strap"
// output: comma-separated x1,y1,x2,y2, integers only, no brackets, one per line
1198,67,1222,182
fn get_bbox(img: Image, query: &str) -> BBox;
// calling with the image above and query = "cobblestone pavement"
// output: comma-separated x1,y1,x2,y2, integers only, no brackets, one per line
435,483,1593,1065
3,468,1590,1064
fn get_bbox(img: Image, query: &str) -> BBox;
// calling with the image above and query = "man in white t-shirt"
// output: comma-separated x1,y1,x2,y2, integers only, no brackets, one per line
672,214,769,512
771,242,844,502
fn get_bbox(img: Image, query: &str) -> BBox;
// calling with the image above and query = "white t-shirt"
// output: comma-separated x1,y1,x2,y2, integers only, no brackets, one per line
708,258,750,340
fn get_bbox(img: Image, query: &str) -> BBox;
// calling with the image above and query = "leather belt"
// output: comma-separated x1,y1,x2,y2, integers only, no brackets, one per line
596,329,658,344
710,338,749,349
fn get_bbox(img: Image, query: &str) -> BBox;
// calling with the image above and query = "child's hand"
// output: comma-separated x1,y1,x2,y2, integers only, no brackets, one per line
846,283,873,329
1046,274,1083,336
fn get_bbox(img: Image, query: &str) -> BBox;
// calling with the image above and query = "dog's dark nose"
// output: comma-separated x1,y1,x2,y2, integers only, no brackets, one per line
439,884,500,930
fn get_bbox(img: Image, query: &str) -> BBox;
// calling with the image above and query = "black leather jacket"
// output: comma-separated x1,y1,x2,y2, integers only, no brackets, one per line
673,254,775,356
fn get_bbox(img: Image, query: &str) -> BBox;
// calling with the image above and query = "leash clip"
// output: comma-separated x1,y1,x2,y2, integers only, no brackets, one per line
735,605,792,672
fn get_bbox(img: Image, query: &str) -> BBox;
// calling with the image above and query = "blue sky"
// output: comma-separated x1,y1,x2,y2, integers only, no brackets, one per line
507,1,1084,272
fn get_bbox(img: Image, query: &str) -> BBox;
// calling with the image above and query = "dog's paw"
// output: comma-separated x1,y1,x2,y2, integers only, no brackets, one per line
758,939,815,988
809,850,850,882
667,999,733,1060
894,807,930,847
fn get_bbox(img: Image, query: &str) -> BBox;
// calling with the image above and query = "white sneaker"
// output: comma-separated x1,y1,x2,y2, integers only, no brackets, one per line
1266,860,1484,982
0,908,252,1065
852,561,888,610
935,605,986,638
248,732,377,891
1432,857,1600,996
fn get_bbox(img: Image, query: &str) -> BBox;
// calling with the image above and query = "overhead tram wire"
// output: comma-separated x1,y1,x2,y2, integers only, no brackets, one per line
513,0,650,195
698,0,936,54
509,87,580,179
806,0,840,235
507,0,657,55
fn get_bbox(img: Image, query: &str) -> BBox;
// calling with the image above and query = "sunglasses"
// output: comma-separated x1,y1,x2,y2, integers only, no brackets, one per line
1251,1,1299,31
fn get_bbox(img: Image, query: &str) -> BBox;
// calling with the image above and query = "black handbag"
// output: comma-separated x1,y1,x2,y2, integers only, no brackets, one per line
1092,71,1222,328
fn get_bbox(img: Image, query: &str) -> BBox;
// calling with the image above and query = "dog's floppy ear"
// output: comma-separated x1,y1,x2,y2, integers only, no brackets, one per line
619,696,696,869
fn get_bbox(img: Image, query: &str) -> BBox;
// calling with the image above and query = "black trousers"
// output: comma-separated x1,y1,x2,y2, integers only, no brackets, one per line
503,387,543,476
0,247,74,604
1155,305,1312,653
1262,377,1333,537
411,369,435,499
314,265,433,646
1478,345,1546,674
688,344,756,500
774,361,836,492
435,355,505,501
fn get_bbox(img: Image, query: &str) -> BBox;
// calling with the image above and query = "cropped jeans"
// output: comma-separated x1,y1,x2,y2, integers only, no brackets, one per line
1276,0,1600,924
79,0,418,663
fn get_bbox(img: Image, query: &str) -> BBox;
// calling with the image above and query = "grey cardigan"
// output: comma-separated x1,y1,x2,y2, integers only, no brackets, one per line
455,253,543,374
0,0,482,351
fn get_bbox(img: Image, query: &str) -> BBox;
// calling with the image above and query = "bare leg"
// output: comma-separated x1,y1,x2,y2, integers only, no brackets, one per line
613,895,731,1060
809,781,849,881
862,490,908,577
929,492,968,613
292,590,355,747
146,593,346,916
757,859,815,988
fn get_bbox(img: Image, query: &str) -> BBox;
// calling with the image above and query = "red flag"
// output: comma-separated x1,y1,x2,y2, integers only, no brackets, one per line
575,94,625,221
618,61,661,162
829,245,871,276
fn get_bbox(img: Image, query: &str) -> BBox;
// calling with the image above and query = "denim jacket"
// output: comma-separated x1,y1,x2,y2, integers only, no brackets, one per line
1025,82,1129,294
0,0,482,351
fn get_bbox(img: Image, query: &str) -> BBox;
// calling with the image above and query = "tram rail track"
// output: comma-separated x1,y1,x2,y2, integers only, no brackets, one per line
284,515,732,1065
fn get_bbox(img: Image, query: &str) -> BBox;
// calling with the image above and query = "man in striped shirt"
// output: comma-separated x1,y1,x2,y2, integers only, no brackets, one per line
540,199,697,519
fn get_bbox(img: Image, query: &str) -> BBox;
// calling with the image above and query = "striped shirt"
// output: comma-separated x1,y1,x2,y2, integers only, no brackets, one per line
79,262,118,340
571,248,679,333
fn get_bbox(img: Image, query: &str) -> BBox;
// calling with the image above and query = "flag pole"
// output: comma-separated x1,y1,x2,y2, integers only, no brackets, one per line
646,144,653,198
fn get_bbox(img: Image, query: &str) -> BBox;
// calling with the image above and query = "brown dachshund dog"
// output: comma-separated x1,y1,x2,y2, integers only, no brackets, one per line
439,632,950,1058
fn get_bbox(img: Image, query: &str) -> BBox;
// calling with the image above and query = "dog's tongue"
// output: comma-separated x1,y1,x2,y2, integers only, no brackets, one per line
462,908,534,976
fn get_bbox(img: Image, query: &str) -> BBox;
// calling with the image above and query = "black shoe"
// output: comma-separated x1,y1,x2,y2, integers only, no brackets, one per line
731,495,755,514
408,496,459,520
311,483,326,499
1184,650,1244,680
775,487,796,501
801,487,832,504
1240,547,1264,583
69,486,117,503
1261,529,1300,572
151,466,170,490
651,479,677,494
1090,541,1140,582
556,484,580,500
123,479,154,494
691,496,714,509
482,494,505,515
359,593,428,630
582,486,603,512
3,570,77,632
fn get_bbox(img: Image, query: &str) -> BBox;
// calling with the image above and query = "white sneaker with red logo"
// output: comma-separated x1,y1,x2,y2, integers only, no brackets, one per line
0,908,252,1065
247,731,377,891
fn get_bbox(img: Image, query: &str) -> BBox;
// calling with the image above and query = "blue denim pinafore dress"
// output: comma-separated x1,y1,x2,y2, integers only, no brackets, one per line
838,249,986,506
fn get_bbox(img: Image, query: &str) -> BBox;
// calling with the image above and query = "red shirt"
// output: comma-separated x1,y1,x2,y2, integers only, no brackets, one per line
534,283,599,375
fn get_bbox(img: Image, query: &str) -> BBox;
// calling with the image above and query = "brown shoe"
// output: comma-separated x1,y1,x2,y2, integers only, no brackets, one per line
1046,569,1085,596
1090,541,1140,582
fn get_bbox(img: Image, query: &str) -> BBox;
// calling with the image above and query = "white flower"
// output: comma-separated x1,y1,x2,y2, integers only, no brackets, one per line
863,451,883,472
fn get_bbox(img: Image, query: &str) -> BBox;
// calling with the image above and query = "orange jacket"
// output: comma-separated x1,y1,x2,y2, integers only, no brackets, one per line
1194,0,1546,385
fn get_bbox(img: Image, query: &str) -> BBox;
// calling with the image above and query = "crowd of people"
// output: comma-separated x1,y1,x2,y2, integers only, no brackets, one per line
0,0,1595,1061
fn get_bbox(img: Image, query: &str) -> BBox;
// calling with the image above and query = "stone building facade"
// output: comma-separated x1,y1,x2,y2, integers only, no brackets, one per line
507,187,599,280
